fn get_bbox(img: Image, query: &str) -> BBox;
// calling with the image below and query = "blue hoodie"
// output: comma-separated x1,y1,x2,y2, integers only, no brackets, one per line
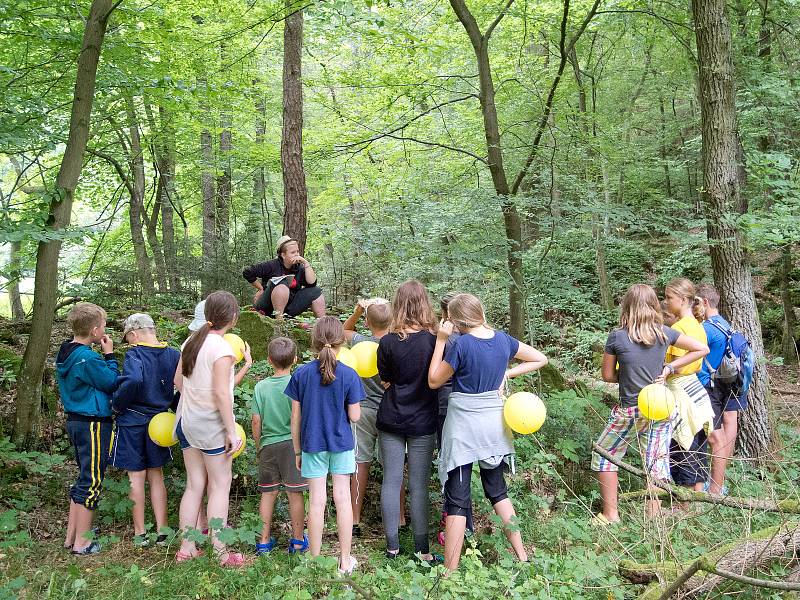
56,341,120,418
112,344,180,426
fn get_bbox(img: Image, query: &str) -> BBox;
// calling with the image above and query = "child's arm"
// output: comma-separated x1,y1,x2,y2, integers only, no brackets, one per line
655,334,709,383
428,321,455,389
506,342,548,379
234,343,253,386
112,350,144,413
601,352,618,383
251,414,262,451
79,337,120,393
291,400,302,471
347,402,361,423
174,358,183,393
212,356,240,455
343,303,364,342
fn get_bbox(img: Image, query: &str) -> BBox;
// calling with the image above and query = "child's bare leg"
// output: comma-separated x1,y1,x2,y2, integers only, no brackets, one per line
146,468,168,532
351,462,370,524
72,504,96,552
196,502,208,531
204,453,233,556
307,477,327,557
492,499,527,561
332,474,353,570
444,514,467,571
598,471,621,522
127,470,147,535
178,449,207,556
65,499,79,548
287,491,306,541
259,491,279,543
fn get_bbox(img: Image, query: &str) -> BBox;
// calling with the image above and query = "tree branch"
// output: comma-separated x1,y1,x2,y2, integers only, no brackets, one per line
485,0,516,41
87,147,134,196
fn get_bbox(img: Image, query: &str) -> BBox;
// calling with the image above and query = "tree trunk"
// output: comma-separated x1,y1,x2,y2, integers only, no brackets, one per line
659,96,673,198
158,105,180,292
145,181,168,293
125,95,155,295
216,110,232,280
780,245,797,364
8,241,25,321
247,86,270,260
692,0,777,460
200,93,216,296
13,0,114,446
281,0,308,252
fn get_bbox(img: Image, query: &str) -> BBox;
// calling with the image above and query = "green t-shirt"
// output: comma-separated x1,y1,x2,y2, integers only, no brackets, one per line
250,374,293,447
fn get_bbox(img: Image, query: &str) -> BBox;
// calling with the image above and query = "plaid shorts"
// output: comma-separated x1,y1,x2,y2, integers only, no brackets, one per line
591,405,673,481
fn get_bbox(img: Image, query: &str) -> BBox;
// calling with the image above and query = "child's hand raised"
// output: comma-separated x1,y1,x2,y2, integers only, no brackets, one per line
99,334,114,354
242,342,252,365
437,319,454,341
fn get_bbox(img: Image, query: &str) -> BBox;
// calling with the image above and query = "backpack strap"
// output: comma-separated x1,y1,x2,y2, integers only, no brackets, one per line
707,317,733,339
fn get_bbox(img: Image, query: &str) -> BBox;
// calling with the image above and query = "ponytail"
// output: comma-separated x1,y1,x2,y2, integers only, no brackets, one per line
182,324,210,377
319,345,338,385
692,296,705,322
311,316,346,386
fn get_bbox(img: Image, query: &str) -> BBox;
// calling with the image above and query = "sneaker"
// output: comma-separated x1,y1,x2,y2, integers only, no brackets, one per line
385,549,400,559
156,534,169,546
72,541,102,555
352,524,362,538
133,534,150,548
338,555,358,575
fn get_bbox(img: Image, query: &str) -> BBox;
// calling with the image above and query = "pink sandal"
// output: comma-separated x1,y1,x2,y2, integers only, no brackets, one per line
219,551,245,568
175,548,203,562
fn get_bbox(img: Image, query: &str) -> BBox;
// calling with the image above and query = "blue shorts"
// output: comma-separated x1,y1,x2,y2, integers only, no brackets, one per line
67,416,112,510
110,423,172,471
301,449,355,479
175,420,226,456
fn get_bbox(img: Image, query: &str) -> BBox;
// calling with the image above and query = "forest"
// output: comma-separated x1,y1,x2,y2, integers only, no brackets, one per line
0,0,799,598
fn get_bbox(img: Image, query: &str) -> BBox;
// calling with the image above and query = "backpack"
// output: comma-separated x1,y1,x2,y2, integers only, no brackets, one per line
705,318,754,393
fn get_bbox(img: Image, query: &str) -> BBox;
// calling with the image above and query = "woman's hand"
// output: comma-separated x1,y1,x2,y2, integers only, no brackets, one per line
437,319,453,341
225,429,243,456
654,365,671,385
293,255,309,266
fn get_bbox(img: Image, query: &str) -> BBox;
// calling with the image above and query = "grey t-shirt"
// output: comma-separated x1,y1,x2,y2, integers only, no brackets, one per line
352,333,384,410
605,326,680,408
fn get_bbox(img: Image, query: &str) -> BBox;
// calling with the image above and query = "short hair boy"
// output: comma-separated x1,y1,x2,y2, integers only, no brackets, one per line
57,302,120,555
251,336,308,554
111,313,181,547
342,298,392,535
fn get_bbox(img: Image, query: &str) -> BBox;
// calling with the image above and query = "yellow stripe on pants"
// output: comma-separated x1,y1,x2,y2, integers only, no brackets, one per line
86,422,99,507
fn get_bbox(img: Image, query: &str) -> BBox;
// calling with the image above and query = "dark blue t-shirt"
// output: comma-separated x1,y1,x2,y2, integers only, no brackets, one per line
284,359,365,453
445,330,520,394
698,315,731,386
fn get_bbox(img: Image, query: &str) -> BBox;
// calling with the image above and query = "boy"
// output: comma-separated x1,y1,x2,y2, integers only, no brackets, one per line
343,298,392,536
111,313,180,547
251,337,308,554
56,302,119,555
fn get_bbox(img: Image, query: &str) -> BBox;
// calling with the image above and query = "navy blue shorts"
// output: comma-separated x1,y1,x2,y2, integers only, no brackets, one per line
67,417,112,510
110,423,172,471
175,420,226,455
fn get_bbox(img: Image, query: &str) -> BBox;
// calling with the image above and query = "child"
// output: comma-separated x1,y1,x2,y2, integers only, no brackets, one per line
377,280,439,563
429,293,546,571
111,313,180,547
56,302,119,555
663,278,715,493
287,316,364,575
591,284,708,523
173,291,245,567
251,336,308,555
343,298,392,537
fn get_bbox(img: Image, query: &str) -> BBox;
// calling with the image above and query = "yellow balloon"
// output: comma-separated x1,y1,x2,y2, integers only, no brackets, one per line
232,422,247,459
223,333,245,363
351,341,379,378
338,347,358,370
637,384,675,421
148,412,178,447
504,392,546,434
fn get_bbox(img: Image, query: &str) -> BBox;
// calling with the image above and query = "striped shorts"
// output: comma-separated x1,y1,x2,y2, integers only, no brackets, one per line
591,405,673,482
67,417,112,510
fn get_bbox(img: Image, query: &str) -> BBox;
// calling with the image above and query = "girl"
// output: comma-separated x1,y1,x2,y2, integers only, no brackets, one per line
377,280,439,563
663,278,714,493
592,284,708,523
173,291,244,567
428,293,547,571
287,316,364,575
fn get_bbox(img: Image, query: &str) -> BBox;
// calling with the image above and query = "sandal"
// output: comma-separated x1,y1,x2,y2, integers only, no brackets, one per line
71,541,101,556
219,551,245,568
256,537,277,555
175,548,203,562
288,534,308,554
385,548,400,559
590,513,620,526
338,555,358,575
417,552,444,566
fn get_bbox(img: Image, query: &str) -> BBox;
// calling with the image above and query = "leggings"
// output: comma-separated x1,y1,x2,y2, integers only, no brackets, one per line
444,462,508,517
379,431,435,553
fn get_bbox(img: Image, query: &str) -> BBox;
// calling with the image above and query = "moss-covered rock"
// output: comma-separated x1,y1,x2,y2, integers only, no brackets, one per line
235,311,311,362
537,362,568,391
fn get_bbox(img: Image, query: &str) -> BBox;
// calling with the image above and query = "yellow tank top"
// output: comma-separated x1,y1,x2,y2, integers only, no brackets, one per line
666,315,706,376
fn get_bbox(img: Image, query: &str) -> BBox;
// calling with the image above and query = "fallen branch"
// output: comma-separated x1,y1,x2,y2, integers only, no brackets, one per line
592,443,800,514
54,297,81,312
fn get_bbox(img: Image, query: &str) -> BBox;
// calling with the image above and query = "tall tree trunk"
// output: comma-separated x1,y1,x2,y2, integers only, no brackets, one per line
145,183,168,293
216,110,232,279
13,0,114,446
780,245,797,364
125,95,155,294
200,94,216,296
8,241,25,321
158,105,180,292
659,97,673,198
247,85,270,259
281,0,308,252
692,0,777,459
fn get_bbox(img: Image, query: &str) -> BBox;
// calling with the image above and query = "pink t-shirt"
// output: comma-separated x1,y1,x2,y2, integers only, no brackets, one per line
176,333,235,450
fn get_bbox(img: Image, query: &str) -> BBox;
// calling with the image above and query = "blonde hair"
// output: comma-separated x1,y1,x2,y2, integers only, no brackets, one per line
389,280,437,340
619,284,667,345
312,316,345,385
365,303,392,331
665,277,704,321
67,303,107,337
445,293,487,330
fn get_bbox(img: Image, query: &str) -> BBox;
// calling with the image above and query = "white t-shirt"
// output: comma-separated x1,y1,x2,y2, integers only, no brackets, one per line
176,333,235,450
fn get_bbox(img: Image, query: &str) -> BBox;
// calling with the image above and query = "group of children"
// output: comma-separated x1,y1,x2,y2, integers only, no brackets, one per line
56,276,746,572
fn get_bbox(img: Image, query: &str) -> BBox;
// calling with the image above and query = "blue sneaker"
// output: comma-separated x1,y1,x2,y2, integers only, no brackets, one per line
256,537,277,555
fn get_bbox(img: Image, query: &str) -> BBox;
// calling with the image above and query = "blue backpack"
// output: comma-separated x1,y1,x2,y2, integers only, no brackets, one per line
706,318,754,394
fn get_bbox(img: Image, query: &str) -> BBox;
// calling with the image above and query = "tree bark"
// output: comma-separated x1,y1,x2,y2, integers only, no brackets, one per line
216,109,232,279
158,105,180,292
13,0,114,446
692,0,777,460
8,241,25,321
200,84,217,296
281,0,308,252
780,245,797,364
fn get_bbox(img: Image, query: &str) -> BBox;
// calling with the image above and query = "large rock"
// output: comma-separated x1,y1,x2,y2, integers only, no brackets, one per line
235,311,311,362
